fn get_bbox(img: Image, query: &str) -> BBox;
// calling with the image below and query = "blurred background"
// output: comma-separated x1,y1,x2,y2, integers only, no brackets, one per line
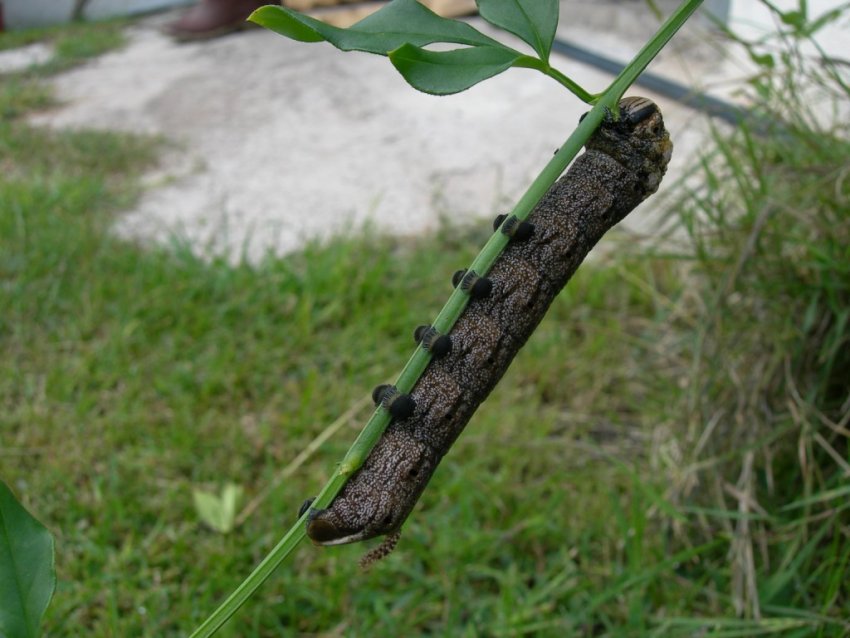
2,1,848,636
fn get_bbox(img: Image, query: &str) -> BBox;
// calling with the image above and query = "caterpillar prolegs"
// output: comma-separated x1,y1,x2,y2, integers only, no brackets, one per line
304,97,673,561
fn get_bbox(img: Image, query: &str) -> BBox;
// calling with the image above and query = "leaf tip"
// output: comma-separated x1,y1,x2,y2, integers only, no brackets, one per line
247,4,276,27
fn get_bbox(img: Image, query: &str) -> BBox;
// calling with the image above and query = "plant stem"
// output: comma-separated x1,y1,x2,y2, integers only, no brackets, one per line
546,65,598,103
600,0,704,108
187,521,306,638
188,2,704,636
515,56,597,103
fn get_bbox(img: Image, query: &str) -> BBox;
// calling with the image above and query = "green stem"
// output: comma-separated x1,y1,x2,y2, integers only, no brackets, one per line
600,0,703,106
188,2,703,636
546,65,598,103
187,521,307,638
515,56,597,103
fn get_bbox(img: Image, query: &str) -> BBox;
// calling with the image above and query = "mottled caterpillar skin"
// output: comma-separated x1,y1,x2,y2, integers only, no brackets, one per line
305,97,673,552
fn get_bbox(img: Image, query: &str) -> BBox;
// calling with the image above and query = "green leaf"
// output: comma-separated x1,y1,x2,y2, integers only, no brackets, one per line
250,0,500,55
476,0,559,62
193,483,243,534
0,481,55,638
779,10,806,30
801,7,846,37
389,43,533,95
748,50,775,69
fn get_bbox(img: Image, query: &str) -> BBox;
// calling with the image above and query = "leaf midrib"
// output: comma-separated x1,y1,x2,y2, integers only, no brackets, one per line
510,0,547,59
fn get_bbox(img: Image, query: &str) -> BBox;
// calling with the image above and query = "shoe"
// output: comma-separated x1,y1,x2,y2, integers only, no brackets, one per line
166,0,269,42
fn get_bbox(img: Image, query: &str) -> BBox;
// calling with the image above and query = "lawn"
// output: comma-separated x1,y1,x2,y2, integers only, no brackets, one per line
1,13,848,638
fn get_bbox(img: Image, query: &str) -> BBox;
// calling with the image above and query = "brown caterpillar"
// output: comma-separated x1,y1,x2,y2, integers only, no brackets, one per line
303,96,673,562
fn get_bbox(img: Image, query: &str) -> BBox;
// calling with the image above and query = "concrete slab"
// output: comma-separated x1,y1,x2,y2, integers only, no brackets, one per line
0,42,53,73
27,3,730,262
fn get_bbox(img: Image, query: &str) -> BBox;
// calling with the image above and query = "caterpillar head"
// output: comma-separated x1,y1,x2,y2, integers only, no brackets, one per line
585,96,673,198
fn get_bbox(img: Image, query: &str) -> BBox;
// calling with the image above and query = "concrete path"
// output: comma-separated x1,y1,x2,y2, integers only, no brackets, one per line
28,3,733,262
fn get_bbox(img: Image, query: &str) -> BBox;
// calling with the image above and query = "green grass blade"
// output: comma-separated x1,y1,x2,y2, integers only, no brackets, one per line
780,483,850,511
655,617,815,637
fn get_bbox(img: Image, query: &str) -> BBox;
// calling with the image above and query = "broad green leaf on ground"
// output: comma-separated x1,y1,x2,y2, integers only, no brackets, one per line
193,484,243,534
250,0,501,54
476,0,559,62
0,481,55,638
389,43,534,95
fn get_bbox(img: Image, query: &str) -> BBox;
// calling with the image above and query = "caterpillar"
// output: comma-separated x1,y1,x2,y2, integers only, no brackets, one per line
303,96,673,563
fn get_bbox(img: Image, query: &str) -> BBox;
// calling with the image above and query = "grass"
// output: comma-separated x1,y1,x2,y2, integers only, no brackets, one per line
0,18,128,70
1,9,849,638
0,18,127,119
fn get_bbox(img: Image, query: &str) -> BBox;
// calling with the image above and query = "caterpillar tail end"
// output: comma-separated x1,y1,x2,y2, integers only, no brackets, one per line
359,529,402,569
